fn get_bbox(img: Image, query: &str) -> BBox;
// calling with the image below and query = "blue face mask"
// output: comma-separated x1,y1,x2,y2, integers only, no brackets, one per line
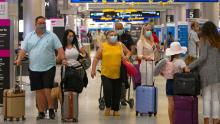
109,36,118,43
145,31,152,37
116,30,123,36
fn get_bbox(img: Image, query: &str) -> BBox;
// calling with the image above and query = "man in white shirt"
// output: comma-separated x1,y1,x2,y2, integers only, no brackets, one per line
185,21,200,65
189,21,200,57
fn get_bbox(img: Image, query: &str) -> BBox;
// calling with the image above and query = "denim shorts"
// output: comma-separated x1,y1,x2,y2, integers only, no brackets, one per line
166,79,174,96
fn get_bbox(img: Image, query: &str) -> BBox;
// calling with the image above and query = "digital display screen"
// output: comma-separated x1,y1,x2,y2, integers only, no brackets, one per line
71,0,218,3
90,11,160,19
186,9,200,19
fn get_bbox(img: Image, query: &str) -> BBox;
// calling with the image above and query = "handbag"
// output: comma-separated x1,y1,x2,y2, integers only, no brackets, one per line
173,70,200,96
122,60,137,77
154,48,161,62
78,52,91,70
61,65,85,93
119,42,137,77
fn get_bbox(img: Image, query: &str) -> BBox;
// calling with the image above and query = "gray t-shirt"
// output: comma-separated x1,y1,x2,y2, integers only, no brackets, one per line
188,30,199,58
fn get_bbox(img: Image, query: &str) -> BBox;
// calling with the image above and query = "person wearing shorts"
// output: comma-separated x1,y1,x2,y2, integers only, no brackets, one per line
15,16,66,120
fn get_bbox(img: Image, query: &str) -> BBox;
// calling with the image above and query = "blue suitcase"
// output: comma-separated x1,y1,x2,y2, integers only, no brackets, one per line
136,86,158,116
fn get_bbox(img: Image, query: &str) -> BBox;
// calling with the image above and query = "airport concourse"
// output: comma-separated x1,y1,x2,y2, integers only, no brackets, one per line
0,0,219,124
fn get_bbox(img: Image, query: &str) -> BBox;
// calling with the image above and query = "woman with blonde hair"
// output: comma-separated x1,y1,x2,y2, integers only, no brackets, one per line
137,23,157,86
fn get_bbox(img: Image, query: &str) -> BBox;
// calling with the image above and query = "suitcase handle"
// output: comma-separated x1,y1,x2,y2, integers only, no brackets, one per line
14,65,23,93
145,60,155,86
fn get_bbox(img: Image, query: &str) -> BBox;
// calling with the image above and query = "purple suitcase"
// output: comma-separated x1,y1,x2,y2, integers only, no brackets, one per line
174,96,198,124
136,86,158,116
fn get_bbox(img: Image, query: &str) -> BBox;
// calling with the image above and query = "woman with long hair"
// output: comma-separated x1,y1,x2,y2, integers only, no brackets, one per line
61,29,86,122
137,23,156,86
185,21,220,124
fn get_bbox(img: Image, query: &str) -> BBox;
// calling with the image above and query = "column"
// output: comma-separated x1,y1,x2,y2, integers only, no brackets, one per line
187,3,200,10
166,9,175,23
160,11,166,25
201,3,219,26
186,2,200,20
65,15,75,31
155,18,161,25
175,5,186,22
23,0,45,36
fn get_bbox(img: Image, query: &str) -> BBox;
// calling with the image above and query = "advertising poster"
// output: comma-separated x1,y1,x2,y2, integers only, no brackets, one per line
0,19,10,104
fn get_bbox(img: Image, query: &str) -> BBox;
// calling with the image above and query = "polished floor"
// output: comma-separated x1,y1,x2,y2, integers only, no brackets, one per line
0,52,204,124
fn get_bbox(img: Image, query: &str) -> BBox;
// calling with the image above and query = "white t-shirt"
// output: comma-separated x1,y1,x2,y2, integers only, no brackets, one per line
188,30,199,58
65,46,82,67
173,58,186,73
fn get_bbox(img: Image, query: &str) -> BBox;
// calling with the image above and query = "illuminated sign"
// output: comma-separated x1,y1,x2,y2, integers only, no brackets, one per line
71,0,218,2
90,11,160,19
186,9,200,19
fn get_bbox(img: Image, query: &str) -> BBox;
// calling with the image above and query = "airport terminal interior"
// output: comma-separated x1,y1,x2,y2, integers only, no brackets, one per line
0,0,220,124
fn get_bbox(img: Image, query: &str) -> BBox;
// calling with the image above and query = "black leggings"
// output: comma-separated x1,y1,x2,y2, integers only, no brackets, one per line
101,75,122,111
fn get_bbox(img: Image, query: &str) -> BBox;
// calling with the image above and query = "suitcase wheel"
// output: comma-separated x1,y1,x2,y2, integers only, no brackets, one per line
128,98,134,109
22,116,26,121
148,112,153,117
72,118,78,122
99,97,105,110
9,117,13,121
99,104,105,110
99,97,105,104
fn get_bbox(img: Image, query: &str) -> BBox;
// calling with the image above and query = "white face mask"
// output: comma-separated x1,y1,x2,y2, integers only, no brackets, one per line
116,30,123,36
68,37,74,42
109,36,118,43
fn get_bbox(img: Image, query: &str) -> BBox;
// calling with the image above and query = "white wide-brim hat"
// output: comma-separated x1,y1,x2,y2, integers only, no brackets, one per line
165,42,187,56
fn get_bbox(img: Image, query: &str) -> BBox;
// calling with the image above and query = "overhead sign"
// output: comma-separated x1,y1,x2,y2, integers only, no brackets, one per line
0,2,8,19
186,9,200,19
166,15,174,23
45,0,58,18
90,11,160,19
71,0,218,2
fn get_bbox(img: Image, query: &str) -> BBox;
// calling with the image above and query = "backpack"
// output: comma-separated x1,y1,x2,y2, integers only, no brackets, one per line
160,61,175,79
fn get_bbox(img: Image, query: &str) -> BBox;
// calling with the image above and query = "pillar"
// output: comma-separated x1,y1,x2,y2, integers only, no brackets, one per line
23,0,45,36
201,3,219,26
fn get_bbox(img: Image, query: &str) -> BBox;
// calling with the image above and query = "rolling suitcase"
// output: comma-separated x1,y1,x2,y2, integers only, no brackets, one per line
61,91,79,122
174,96,198,124
136,86,158,116
60,66,79,122
3,65,25,121
136,61,157,116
